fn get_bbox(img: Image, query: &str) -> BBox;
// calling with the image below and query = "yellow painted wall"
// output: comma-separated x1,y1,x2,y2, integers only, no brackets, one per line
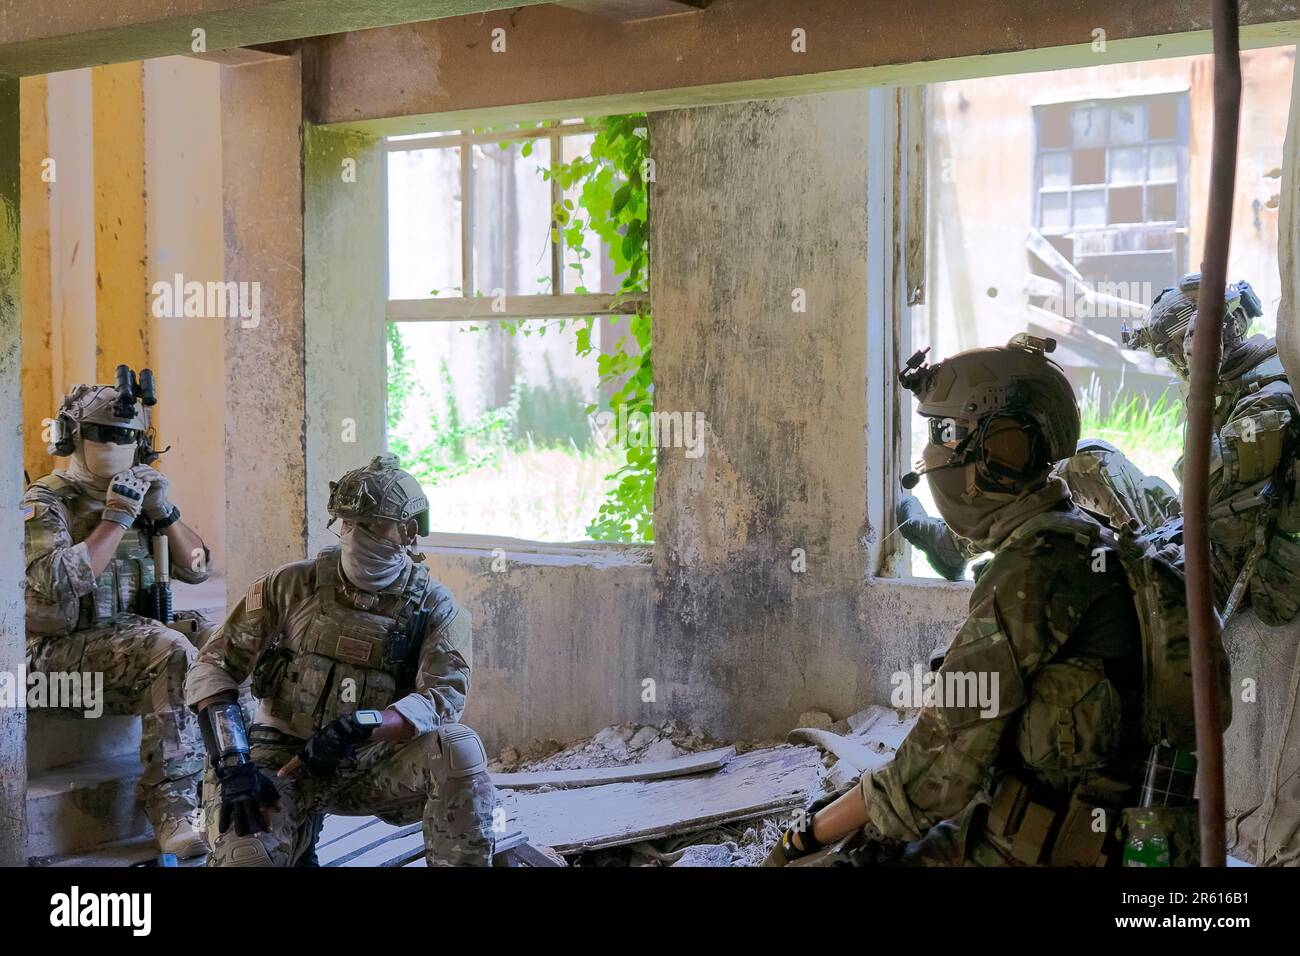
21,58,227,574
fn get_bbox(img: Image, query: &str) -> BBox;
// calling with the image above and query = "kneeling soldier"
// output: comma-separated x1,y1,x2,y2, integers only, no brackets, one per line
186,455,498,866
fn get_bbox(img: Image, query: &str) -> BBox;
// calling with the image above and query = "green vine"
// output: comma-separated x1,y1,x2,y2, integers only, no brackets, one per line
544,115,653,542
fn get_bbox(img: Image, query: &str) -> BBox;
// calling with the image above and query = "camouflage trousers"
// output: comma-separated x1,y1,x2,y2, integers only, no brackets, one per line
26,612,208,831
203,724,498,867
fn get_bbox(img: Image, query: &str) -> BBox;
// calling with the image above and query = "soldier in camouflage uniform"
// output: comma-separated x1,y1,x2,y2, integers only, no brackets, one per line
767,335,1223,867
1125,274,1300,625
23,377,215,858
186,455,498,867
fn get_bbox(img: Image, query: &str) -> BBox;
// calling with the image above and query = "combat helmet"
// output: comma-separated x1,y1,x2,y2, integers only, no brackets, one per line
327,454,430,536
899,333,1080,486
1122,273,1263,381
49,365,156,457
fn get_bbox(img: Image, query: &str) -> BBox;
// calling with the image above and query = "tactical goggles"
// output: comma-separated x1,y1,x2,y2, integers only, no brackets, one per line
80,422,141,446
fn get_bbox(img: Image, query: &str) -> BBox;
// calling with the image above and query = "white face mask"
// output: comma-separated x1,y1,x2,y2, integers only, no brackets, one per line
67,439,138,495
80,440,138,478
339,522,410,592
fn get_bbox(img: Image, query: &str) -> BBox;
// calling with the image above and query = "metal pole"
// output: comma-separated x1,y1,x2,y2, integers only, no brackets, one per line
1184,0,1241,868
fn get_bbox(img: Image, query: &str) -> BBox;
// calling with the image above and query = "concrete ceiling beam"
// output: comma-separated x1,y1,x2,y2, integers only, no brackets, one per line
0,0,549,78
301,0,1300,133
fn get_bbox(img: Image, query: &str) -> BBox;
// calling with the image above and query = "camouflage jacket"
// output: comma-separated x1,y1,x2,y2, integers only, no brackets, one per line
859,492,1144,844
23,470,210,639
185,549,471,740
1174,342,1299,612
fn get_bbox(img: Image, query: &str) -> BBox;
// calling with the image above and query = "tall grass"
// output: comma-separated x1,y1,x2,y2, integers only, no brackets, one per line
1078,376,1185,488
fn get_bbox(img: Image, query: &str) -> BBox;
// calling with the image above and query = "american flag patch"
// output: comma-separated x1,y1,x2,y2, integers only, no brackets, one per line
22,504,35,521
247,579,264,612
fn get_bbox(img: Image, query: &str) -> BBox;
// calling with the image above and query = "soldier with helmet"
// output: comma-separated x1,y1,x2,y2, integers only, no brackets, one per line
766,335,1227,867
1124,273,1300,625
185,454,498,867
23,368,215,859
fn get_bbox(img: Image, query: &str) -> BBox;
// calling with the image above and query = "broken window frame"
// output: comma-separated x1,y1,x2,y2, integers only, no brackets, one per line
383,122,648,324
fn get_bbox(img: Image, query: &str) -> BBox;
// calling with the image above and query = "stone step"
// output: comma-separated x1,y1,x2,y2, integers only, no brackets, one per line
26,753,149,860
28,712,141,773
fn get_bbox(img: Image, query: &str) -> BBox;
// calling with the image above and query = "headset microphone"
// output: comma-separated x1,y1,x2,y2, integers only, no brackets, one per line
901,471,922,490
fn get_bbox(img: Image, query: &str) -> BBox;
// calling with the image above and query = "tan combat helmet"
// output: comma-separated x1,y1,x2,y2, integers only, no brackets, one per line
899,333,1080,486
1122,273,1263,381
49,367,156,457
327,454,431,536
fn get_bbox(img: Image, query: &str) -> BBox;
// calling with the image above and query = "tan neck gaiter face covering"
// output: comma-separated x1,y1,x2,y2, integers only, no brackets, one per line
922,441,1018,544
65,440,138,497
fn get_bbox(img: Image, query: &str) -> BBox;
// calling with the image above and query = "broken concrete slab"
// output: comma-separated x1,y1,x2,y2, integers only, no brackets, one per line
492,745,736,790
499,745,821,855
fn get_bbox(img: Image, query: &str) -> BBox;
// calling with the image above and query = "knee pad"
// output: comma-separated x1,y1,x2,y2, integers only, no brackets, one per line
212,834,274,868
435,723,488,779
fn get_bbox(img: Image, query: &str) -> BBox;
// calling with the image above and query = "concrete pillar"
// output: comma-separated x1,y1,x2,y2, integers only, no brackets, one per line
0,76,28,867
91,62,149,383
303,125,386,558
647,93,877,739
221,53,306,604
46,70,95,395
20,75,51,481
144,56,227,572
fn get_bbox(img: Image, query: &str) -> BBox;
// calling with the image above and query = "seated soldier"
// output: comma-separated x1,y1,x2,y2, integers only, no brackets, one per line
24,370,214,858
186,455,498,867
1126,274,1300,624
767,335,1227,867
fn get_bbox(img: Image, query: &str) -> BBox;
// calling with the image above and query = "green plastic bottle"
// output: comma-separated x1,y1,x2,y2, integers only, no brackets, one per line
1122,812,1171,867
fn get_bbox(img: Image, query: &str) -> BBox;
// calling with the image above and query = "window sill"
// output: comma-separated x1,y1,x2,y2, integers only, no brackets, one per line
418,532,652,569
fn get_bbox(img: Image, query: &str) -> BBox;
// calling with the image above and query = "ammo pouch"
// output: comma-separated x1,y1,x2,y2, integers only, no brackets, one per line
985,773,1126,866
265,550,428,738
1015,656,1122,773
251,641,293,700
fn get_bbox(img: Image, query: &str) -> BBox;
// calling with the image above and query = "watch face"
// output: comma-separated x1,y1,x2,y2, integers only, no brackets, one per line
355,710,383,727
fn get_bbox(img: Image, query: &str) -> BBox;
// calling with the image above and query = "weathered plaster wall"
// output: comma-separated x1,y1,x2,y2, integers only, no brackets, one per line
643,91,960,740
418,549,655,753
303,123,385,556
221,53,306,603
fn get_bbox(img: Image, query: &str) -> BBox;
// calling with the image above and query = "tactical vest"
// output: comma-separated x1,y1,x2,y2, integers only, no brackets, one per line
1002,510,1232,752
264,548,431,739
35,474,157,629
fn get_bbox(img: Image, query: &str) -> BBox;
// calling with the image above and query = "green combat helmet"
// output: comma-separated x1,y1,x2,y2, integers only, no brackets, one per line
1122,273,1263,382
327,454,431,536
899,333,1080,487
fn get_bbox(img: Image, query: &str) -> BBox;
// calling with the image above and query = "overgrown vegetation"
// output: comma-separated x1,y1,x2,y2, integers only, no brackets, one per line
385,115,653,541
1078,377,1185,485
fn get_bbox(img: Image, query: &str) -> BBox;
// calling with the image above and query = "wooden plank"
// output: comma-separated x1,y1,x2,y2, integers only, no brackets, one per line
492,746,736,790
501,745,821,854
327,823,420,868
320,819,408,867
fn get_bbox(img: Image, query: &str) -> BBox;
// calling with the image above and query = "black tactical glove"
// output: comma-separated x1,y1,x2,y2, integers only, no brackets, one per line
216,761,279,837
298,713,379,776
896,494,969,581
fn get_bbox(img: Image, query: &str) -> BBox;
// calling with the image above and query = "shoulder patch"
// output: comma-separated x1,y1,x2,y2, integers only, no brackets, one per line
23,504,35,521
246,579,265,612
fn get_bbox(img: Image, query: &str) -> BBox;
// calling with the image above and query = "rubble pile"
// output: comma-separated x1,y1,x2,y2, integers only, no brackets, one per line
490,707,915,867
